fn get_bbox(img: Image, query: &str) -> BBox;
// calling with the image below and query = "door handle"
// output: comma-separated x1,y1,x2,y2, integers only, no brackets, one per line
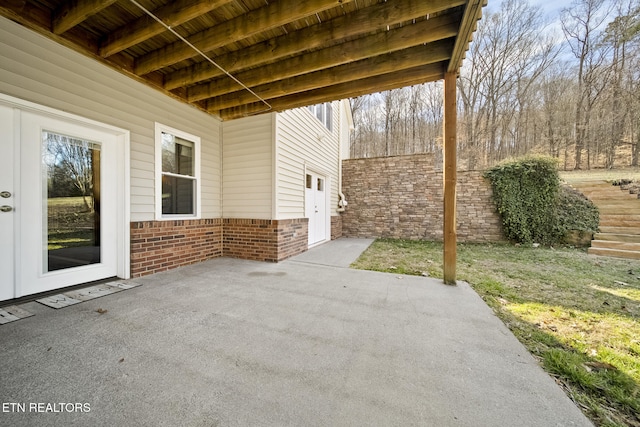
0,205,13,212
0,191,10,198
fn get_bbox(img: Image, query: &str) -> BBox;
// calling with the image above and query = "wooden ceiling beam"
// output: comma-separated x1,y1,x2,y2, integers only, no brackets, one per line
0,0,485,122
189,15,459,102
135,0,353,75
217,63,445,120
206,41,454,111
1,2,103,59
448,0,486,73
163,0,465,90
1,3,53,35
52,0,117,34
100,0,232,58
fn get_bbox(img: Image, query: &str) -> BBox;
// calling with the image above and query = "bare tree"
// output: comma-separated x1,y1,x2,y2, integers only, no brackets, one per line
539,64,577,168
457,0,561,167
631,30,640,166
348,0,639,170
422,82,444,153
562,0,613,169
349,96,365,158
46,133,96,212
601,0,640,167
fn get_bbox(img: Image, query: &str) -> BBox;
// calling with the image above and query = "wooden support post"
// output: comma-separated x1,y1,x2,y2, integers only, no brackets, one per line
443,71,457,285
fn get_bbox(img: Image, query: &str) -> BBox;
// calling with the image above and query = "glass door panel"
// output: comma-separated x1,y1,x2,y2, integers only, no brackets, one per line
19,110,118,297
43,131,101,272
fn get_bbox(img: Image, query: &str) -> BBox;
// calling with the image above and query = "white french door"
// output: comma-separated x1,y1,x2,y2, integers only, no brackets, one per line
305,171,328,246
0,102,126,301
0,104,16,301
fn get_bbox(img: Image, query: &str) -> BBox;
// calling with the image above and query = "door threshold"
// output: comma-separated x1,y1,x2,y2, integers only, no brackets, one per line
308,239,330,249
0,277,119,309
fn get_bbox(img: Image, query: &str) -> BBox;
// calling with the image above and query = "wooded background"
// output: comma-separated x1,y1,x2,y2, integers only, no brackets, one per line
349,0,640,170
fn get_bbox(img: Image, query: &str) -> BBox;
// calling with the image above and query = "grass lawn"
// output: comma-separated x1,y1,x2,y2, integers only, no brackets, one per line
352,239,640,427
560,167,640,184
47,196,95,250
47,229,95,250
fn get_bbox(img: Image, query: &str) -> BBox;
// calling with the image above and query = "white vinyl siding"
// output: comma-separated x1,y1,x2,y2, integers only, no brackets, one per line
221,114,274,219
340,99,354,161
0,17,221,222
275,103,340,220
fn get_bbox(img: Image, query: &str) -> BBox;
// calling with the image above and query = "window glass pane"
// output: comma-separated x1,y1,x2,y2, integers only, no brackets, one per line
176,137,193,176
317,178,324,192
308,103,332,131
162,132,194,176
43,131,101,272
306,174,312,189
316,104,324,123
162,175,194,215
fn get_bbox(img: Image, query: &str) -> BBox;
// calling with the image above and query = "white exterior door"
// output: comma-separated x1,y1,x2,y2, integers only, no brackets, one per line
0,105,16,301
0,102,126,301
305,172,328,246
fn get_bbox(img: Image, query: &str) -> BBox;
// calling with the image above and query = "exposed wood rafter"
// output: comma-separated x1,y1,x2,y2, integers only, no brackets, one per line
135,0,354,75
189,15,459,103
448,0,486,73
0,0,485,120
207,41,454,112
100,0,233,57
53,0,116,34
164,0,466,90
218,63,445,120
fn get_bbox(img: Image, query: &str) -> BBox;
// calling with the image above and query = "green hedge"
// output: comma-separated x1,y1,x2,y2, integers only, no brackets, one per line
555,185,600,241
484,156,598,245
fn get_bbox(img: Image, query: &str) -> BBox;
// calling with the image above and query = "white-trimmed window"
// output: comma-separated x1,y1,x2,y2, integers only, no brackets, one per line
308,102,333,131
155,123,201,219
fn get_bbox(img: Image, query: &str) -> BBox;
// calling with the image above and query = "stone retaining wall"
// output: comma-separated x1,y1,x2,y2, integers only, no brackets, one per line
341,154,504,242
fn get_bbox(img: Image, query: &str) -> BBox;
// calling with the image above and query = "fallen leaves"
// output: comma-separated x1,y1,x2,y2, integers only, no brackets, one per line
534,320,558,332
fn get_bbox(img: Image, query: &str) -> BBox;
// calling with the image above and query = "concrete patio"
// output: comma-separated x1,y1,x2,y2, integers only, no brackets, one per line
0,239,591,426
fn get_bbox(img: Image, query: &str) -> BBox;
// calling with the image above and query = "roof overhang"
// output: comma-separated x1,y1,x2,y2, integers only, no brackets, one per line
0,0,485,120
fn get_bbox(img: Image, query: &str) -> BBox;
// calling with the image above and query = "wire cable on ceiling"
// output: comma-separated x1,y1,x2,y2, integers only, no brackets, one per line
129,0,272,116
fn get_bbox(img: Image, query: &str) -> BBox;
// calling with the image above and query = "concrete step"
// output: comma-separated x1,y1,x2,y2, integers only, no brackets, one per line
594,233,640,243
571,181,640,260
588,247,640,260
574,185,611,189
592,203,640,208
590,240,640,251
599,226,640,235
600,214,640,220
578,185,633,191
599,217,640,227
598,207,640,215
581,193,639,200
590,197,640,204
569,180,608,185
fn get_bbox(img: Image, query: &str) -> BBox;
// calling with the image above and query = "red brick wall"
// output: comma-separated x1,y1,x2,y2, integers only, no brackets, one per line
130,219,223,277
223,218,308,262
130,217,311,276
341,154,504,242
